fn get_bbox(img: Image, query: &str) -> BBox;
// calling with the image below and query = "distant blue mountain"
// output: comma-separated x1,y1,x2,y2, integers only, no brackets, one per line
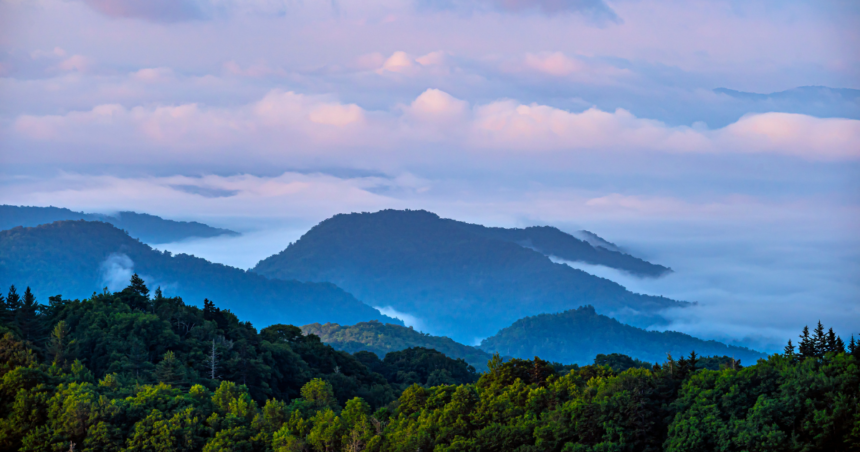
253,209,685,343
0,205,239,244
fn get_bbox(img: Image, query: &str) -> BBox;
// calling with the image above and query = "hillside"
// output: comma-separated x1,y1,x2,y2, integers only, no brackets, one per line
253,209,686,343
0,220,398,328
301,321,494,371
453,223,671,277
0,205,239,243
480,305,765,365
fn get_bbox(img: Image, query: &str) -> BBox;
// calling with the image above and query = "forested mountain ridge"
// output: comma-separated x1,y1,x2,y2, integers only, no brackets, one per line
451,222,671,277
480,305,765,365
1,278,857,451
253,209,685,343
0,204,239,244
0,220,399,328
301,321,494,371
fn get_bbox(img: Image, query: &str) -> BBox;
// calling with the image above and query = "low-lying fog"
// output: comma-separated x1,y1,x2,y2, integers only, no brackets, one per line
157,218,860,354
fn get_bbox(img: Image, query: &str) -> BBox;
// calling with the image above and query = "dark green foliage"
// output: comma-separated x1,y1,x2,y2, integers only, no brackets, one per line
301,320,494,370
480,305,765,365
593,353,651,372
0,284,857,451
361,347,479,387
253,209,686,342
0,204,239,244
0,220,401,329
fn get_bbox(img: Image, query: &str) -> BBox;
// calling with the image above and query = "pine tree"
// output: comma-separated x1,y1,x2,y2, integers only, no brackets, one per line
687,351,699,374
16,287,43,343
813,321,827,357
849,336,857,356
129,274,149,298
155,350,185,387
826,328,838,354
784,339,795,358
6,285,21,312
835,336,845,354
798,326,813,358
47,320,73,368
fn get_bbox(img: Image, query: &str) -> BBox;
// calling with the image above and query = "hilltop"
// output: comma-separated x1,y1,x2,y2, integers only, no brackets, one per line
480,305,765,365
301,321,494,371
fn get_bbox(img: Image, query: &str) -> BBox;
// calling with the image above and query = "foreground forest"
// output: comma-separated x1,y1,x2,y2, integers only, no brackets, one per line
1,277,858,451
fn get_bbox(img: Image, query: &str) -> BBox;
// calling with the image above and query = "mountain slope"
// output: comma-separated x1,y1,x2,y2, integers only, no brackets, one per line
253,209,686,343
480,305,765,365
0,205,238,244
453,223,670,276
0,220,399,328
301,321,494,371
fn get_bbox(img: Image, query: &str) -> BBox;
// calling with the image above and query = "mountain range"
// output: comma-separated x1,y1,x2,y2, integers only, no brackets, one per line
253,209,684,343
0,205,239,244
0,220,398,328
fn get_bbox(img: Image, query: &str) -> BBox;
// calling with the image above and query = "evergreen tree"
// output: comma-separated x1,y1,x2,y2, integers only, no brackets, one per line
6,285,21,312
46,320,72,368
784,339,795,358
798,325,813,358
155,350,185,387
687,350,699,373
129,273,149,298
849,336,857,356
813,321,827,357
835,336,845,354
826,328,838,354
16,287,42,343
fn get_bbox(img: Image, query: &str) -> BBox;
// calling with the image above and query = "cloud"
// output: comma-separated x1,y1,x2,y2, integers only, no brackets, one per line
10,88,860,167
100,252,134,292
376,50,452,76
80,0,204,22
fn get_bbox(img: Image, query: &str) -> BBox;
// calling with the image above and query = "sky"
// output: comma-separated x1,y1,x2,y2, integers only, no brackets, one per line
1,0,858,352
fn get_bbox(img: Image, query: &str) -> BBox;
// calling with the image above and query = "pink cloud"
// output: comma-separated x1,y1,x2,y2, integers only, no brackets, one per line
11,89,860,164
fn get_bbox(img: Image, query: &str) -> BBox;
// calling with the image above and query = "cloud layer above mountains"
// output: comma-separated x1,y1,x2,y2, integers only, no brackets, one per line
1,0,858,348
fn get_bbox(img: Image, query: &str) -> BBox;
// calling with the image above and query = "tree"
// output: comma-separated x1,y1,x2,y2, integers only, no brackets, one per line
129,273,150,298
784,339,795,359
6,285,21,315
46,320,73,368
849,336,857,356
798,326,814,358
687,350,699,374
813,321,827,357
155,350,186,387
16,287,42,343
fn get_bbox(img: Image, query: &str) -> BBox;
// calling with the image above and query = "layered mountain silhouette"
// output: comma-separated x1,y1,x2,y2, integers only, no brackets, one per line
480,305,764,365
253,209,685,343
0,205,239,244
0,220,399,328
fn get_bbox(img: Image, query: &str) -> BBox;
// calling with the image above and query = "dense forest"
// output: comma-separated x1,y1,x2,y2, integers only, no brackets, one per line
253,209,684,342
479,306,765,365
0,221,399,328
0,205,238,244
1,277,858,451
301,321,494,371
